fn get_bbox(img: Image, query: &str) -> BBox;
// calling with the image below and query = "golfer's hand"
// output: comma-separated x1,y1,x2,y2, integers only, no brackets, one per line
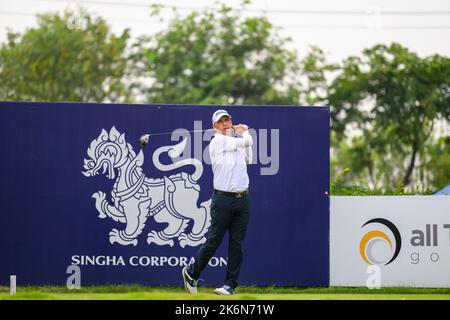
233,124,248,135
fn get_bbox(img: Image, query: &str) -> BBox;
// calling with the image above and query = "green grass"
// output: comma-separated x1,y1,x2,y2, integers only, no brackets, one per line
1,286,450,300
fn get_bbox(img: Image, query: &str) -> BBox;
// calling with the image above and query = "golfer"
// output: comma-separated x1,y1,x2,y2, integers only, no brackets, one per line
182,109,253,295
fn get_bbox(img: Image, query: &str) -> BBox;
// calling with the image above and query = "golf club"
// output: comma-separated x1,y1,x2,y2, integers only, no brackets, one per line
138,124,247,149
138,129,212,149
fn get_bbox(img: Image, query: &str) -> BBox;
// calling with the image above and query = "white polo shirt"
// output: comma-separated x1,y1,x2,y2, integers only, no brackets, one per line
209,131,253,192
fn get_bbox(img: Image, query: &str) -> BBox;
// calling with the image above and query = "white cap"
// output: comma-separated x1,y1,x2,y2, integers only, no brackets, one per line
212,109,232,124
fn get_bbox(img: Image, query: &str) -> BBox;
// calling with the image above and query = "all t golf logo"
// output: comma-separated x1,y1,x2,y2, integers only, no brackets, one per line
360,218,402,289
360,218,402,266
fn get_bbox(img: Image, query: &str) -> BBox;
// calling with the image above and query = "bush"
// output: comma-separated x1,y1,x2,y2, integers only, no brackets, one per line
330,169,435,195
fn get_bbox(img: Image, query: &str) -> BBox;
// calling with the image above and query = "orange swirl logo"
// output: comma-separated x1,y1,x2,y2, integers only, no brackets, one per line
360,218,402,265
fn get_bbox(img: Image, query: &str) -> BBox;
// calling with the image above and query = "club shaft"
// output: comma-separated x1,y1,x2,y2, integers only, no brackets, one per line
146,129,211,137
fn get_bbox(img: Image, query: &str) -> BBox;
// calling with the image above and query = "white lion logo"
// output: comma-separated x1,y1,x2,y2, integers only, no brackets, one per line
82,126,211,248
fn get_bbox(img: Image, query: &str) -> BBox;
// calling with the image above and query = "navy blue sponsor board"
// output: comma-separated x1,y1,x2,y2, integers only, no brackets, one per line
0,101,329,286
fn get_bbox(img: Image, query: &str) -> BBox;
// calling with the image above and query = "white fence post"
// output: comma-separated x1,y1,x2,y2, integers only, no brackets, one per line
10,275,16,295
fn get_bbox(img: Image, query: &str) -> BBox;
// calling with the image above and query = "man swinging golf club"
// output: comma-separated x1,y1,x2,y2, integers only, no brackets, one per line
182,109,253,295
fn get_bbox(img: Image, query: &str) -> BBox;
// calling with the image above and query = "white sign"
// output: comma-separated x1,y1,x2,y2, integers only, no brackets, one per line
330,196,450,287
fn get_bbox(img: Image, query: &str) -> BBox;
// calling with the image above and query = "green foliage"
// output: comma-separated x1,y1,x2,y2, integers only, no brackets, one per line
0,5,448,194
330,168,435,196
328,43,450,191
135,2,302,105
298,46,338,105
0,8,133,102
423,136,450,190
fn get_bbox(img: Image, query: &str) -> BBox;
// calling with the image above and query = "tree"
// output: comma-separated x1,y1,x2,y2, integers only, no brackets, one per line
298,45,337,105
135,2,302,105
0,8,133,102
423,136,450,190
328,43,450,190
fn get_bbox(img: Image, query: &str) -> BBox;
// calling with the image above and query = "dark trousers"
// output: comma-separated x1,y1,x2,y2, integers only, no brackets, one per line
188,191,251,289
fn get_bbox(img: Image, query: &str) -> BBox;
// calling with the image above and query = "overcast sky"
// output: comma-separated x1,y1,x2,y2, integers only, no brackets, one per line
1,0,450,62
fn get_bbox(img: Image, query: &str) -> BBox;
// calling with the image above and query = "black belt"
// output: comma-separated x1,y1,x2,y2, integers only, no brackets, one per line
214,189,249,198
